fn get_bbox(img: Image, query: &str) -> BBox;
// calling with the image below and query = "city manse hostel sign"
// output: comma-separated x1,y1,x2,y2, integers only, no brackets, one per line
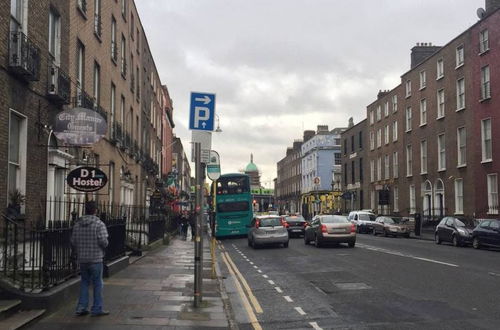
53,107,107,146
67,167,108,192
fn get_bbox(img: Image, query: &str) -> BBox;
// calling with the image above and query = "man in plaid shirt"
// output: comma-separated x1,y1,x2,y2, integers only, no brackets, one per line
71,201,109,316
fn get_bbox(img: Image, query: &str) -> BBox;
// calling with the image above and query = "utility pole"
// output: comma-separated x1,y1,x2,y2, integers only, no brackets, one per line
194,142,203,307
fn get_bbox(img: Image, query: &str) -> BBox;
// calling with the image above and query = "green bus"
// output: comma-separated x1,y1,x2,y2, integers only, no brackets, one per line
213,173,253,238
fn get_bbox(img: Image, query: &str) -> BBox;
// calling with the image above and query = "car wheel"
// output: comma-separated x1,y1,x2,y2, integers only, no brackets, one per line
473,237,481,249
348,241,355,248
304,234,309,245
383,229,388,237
435,233,442,244
315,235,322,248
452,235,460,247
283,241,289,248
372,228,377,236
247,239,251,247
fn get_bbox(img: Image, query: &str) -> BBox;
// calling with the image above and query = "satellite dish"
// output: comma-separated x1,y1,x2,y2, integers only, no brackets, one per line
477,7,486,19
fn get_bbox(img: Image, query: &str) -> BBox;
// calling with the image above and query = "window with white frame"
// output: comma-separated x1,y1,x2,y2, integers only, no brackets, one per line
384,125,390,145
377,156,382,181
48,9,61,63
384,154,390,179
370,160,375,182
454,179,463,214
437,58,444,79
371,190,376,210
405,80,411,97
456,45,464,67
437,89,445,118
392,95,398,112
456,78,465,110
377,129,381,148
481,65,491,100
479,29,489,54
370,110,374,125
94,0,101,37
76,41,85,94
406,145,412,176
487,174,498,214
457,127,466,167
392,121,398,142
405,106,412,132
438,133,446,171
481,118,492,162
420,140,427,174
370,131,374,150
110,83,116,129
420,99,427,126
111,17,117,62
10,0,26,33
121,34,126,75
420,70,426,89
384,102,389,117
120,95,125,124
93,61,100,105
409,185,416,214
376,105,381,121
393,151,398,178
8,111,27,197
393,186,399,212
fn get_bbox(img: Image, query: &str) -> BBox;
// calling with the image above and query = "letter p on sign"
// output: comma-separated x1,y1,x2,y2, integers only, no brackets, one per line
194,106,209,128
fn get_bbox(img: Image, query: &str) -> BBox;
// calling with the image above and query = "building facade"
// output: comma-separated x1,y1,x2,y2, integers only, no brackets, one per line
276,140,302,214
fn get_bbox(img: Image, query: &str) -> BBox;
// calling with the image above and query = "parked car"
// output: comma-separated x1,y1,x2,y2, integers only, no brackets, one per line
247,216,289,248
348,210,377,233
472,219,500,249
434,216,474,247
281,214,307,237
372,216,412,238
304,214,356,248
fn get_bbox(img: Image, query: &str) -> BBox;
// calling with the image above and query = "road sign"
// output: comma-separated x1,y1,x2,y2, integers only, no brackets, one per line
189,92,216,131
191,130,212,163
207,150,221,181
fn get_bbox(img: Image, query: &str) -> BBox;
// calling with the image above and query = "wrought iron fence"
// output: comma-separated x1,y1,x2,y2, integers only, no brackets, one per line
1,199,172,292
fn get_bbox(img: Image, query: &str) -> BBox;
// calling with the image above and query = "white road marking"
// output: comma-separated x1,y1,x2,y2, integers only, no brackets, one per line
275,287,283,293
357,243,459,268
257,270,262,273
268,280,275,285
249,261,254,265
253,265,258,269
262,275,268,278
284,296,293,302
309,321,323,330
295,307,306,315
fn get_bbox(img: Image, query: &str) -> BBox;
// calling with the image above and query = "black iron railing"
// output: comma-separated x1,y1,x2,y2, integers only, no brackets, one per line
47,62,71,104
9,31,41,81
94,13,102,37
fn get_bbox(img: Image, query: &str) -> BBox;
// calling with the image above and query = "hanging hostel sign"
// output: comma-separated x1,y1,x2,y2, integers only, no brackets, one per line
53,107,107,146
67,167,108,192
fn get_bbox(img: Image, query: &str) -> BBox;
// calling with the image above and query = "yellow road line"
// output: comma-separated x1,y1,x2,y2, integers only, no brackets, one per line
223,251,263,314
221,253,262,330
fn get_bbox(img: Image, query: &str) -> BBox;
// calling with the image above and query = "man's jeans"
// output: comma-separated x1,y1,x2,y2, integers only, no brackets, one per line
76,262,104,314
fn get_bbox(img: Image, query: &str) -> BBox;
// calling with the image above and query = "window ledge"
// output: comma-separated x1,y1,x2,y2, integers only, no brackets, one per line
457,164,467,169
481,159,493,164
487,212,499,215
405,129,412,133
111,57,117,66
455,63,464,70
393,139,398,143
479,49,490,56
454,212,464,216
406,175,413,178
480,97,491,103
94,32,102,43
406,94,411,99
456,107,466,112
77,6,88,20
438,168,446,172
419,123,427,128
436,115,445,120
436,75,444,81
419,86,426,91
420,172,427,176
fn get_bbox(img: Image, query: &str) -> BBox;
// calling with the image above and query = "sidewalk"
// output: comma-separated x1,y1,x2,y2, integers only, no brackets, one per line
30,234,232,330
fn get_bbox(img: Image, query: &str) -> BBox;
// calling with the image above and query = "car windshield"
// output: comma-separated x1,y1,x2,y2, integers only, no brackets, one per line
321,215,349,224
359,214,376,221
390,217,402,224
286,215,305,222
259,218,282,227
455,219,466,227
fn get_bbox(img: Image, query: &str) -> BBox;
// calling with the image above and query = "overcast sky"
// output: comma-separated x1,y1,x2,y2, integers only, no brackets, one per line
135,0,484,187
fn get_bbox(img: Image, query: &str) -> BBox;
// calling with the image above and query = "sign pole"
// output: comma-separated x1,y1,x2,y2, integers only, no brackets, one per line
194,142,203,308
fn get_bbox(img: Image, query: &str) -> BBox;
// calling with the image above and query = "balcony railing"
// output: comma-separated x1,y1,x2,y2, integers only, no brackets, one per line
47,62,71,104
94,14,102,37
112,121,123,145
130,73,135,93
121,58,127,77
9,31,41,81
111,41,117,62
73,90,107,121
77,0,87,15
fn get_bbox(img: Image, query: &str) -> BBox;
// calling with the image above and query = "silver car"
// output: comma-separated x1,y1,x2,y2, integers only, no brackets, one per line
247,216,289,248
304,215,356,248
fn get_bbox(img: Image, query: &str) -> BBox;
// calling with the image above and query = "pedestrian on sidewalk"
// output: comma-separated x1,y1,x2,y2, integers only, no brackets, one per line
189,210,196,241
71,201,110,317
180,210,189,240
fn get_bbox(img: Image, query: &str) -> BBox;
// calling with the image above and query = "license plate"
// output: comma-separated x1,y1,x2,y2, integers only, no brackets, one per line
331,228,345,233
292,229,302,232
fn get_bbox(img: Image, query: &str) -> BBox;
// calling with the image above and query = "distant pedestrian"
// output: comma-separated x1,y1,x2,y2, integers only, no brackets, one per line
71,201,110,317
180,210,189,240
189,211,196,241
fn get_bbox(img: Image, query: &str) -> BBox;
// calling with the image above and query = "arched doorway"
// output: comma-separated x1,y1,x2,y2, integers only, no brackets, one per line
434,179,445,218
422,180,433,220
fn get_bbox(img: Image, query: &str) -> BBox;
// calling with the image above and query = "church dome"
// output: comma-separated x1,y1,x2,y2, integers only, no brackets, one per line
245,162,258,172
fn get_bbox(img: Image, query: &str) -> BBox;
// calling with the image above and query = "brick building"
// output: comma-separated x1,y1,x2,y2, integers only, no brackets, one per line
276,140,302,214
340,118,368,213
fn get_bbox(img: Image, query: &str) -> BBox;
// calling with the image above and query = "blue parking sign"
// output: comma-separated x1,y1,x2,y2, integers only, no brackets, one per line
189,92,216,131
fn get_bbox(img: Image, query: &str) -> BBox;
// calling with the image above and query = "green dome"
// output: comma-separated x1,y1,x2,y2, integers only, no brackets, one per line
245,162,258,172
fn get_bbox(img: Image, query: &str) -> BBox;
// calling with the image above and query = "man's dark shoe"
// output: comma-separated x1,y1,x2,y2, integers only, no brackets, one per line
91,311,110,317
75,310,89,316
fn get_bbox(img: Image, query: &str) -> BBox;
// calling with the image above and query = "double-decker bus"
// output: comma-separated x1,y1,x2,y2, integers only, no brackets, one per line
213,173,253,238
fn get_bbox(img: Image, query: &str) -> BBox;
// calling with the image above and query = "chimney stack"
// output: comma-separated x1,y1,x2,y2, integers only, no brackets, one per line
303,130,315,142
486,0,500,13
410,43,442,69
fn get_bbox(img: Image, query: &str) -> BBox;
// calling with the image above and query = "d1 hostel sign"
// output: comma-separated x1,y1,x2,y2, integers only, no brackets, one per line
67,167,108,192
53,107,107,146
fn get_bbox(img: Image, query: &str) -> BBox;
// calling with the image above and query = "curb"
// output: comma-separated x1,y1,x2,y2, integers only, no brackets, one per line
214,241,239,330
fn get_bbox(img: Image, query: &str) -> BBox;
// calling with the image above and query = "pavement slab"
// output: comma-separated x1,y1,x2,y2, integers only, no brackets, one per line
28,235,232,330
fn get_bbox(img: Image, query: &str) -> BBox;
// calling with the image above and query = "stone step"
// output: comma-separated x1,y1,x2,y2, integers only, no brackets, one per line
0,300,22,320
0,309,45,330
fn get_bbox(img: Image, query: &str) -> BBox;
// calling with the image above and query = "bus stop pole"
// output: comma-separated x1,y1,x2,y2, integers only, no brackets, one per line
194,142,203,307
211,180,217,279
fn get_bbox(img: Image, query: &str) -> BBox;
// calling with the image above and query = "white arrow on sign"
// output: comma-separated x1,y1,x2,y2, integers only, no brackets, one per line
202,122,206,128
195,95,212,105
